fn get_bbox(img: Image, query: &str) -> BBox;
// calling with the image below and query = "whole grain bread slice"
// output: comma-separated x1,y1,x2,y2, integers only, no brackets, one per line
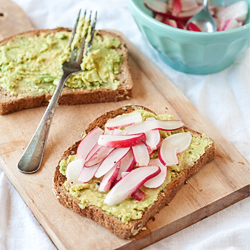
53,105,215,239
0,28,132,115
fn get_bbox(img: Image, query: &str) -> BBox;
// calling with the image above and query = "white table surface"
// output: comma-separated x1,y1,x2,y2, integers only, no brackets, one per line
0,0,250,249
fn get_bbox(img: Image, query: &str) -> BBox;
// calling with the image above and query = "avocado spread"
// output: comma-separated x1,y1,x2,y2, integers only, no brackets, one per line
0,19,122,97
59,109,212,223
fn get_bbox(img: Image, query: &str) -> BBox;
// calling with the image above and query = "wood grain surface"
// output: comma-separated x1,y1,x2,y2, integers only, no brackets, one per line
0,0,34,40
0,9,250,249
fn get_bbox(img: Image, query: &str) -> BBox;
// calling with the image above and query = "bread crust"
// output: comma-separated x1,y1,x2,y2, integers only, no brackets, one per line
0,29,133,115
53,105,215,239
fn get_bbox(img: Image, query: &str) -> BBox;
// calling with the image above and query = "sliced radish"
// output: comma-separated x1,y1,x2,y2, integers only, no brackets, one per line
152,11,193,21
165,132,192,153
66,159,84,186
85,146,114,167
159,142,178,166
180,0,198,12
178,5,202,18
105,112,142,130
78,163,100,183
98,133,146,148
95,147,130,178
176,20,185,29
218,18,240,31
155,13,164,22
144,159,167,188
99,162,120,192
104,128,113,135
168,18,178,28
117,150,135,180
121,171,129,178
131,189,146,201
132,143,150,166
125,119,184,134
112,128,126,135
148,148,156,156
144,0,168,14
144,117,161,150
187,22,201,31
217,1,248,22
172,0,182,16
112,171,129,189
85,143,102,162
145,129,161,150
159,132,192,166
104,166,161,206
77,127,103,160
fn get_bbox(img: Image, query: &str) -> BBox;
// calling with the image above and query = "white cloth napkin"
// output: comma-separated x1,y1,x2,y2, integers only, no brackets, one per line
0,0,250,249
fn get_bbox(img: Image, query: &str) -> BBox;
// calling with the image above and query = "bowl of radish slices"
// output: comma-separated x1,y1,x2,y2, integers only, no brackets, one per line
128,0,250,74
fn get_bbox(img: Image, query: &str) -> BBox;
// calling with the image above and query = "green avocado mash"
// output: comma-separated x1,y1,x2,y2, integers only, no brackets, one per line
0,19,122,97
59,109,212,223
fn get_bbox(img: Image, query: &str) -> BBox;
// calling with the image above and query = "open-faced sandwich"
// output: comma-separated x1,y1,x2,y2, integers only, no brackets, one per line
0,26,132,115
53,105,215,239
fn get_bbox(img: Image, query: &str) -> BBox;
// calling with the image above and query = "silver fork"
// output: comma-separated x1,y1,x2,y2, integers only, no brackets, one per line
17,10,97,174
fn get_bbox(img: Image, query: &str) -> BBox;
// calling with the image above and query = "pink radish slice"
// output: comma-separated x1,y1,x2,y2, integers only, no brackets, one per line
172,0,182,16
104,128,113,135
95,147,130,178
217,1,248,22
159,143,178,166
85,143,101,162
148,148,156,156
159,133,192,166
176,20,185,29
132,189,146,201
152,11,192,21
164,133,192,153
218,18,240,31
112,171,129,189
155,13,164,22
99,162,120,192
168,18,178,28
98,133,146,148
125,119,184,134
187,22,201,31
77,127,104,160
78,163,100,183
104,166,161,206
180,0,198,12
132,143,150,167
178,5,202,18
145,129,161,150
117,150,135,180
144,0,168,14
105,112,142,130
144,117,160,150
168,0,173,10
144,159,167,188
66,159,84,186
121,171,129,178
112,128,126,135
85,146,114,167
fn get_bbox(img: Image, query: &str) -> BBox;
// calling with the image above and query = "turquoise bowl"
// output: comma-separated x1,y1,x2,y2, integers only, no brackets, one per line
128,0,250,74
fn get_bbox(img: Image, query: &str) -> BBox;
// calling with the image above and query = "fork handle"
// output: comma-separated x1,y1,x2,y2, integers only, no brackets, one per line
17,72,70,173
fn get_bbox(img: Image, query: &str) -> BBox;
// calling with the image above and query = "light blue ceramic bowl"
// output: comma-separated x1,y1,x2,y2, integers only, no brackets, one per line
128,0,250,74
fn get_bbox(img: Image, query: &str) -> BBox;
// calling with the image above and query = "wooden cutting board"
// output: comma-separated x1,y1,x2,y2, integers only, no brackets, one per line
0,0,34,40
0,5,250,249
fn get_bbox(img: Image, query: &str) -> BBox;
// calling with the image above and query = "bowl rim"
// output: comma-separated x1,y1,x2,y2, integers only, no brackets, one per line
128,0,250,36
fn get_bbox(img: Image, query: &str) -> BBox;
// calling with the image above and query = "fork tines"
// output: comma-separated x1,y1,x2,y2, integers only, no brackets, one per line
68,9,97,64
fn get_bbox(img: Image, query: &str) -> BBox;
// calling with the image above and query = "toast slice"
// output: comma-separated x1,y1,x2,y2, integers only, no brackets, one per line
53,105,215,239
0,28,132,115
